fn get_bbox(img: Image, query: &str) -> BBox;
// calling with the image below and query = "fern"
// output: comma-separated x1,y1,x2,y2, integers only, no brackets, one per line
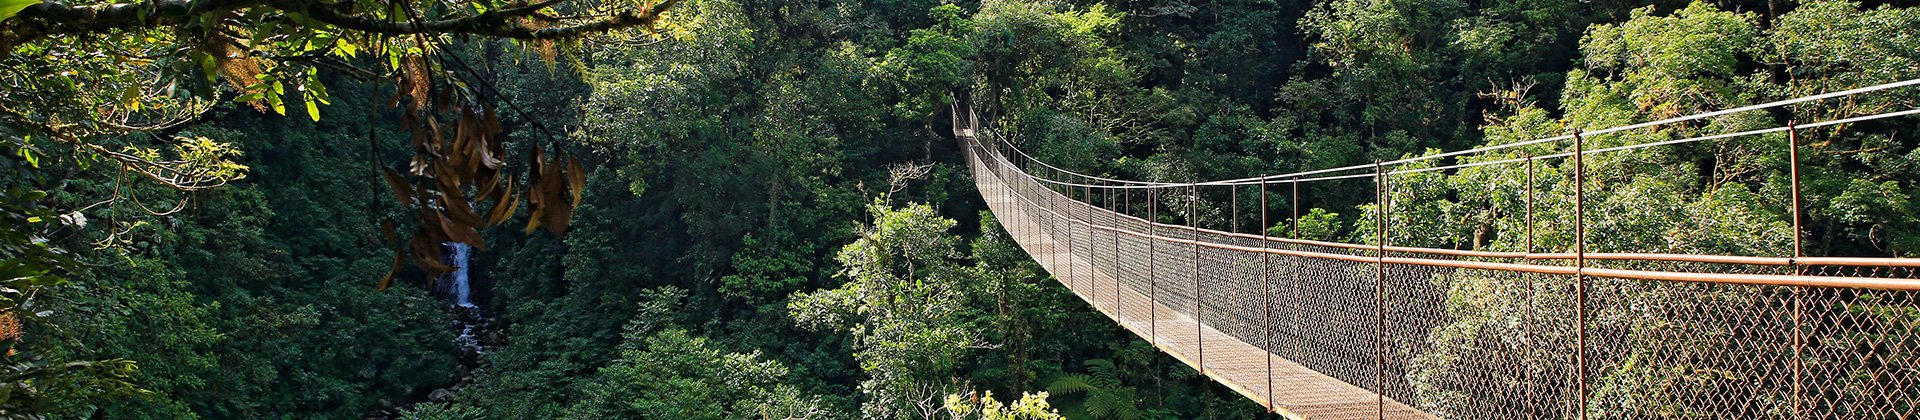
1047,373,1098,395
1042,360,1144,420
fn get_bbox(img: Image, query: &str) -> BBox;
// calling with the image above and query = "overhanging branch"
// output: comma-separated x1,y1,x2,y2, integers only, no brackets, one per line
3,0,680,47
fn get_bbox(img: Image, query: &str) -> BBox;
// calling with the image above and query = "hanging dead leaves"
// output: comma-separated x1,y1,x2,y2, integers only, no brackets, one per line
375,59,585,291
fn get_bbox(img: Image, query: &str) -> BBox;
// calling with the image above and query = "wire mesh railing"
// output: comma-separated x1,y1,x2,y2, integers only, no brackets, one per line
954,97,1920,418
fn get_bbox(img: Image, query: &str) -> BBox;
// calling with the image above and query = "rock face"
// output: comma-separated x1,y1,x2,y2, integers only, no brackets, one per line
428,388,457,403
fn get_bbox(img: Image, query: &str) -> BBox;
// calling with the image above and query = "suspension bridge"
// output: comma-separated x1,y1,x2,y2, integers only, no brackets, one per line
952,79,1920,419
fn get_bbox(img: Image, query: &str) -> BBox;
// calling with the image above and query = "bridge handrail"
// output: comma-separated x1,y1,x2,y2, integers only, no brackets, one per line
971,137,1920,292
973,131,1920,268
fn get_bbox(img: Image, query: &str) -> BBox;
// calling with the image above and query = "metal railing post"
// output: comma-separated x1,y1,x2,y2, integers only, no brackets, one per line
1022,164,1030,255
1574,129,1589,420
1524,153,1537,416
1150,188,1158,347
1192,184,1204,374
1291,180,1300,239
1069,183,1078,292
1082,185,1092,292
1261,179,1274,412
1288,179,1302,374
1788,120,1805,417
1374,160,1388,419
1113,188,1122,316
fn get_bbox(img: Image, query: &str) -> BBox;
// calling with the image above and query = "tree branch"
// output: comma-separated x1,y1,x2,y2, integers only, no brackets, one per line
4,0,680,48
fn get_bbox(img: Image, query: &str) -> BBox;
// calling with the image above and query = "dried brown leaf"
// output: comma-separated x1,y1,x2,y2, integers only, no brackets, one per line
410,234,455,273
382,168,414,206
567,156,586,209
377,250,405,291
440,190,485,227
485,181,519,226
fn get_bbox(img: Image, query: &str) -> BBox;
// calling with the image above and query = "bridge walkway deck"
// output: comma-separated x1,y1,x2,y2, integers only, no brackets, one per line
975,152,1432,419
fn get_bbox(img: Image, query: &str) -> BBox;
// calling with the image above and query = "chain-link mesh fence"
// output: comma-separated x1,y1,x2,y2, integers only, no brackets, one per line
962,132,1920,419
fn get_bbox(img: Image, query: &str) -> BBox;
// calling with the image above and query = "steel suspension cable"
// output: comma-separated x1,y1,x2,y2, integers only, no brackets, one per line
988,78,1920,190
995,105,1920,190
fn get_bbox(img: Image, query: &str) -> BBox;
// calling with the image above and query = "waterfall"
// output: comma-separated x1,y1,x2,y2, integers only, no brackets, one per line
441,242,486,357
443,242,475,308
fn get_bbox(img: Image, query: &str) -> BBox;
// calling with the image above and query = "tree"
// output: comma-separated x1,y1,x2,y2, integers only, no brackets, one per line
563,328,822,419
0,3,681,414
791,201,985,418
2,0,687,296
1400,2,1920,415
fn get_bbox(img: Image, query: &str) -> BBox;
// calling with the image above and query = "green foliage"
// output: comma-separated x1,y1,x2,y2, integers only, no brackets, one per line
1572,2,1758,121
720,235,817,306
945,390,1064,420
0,0,33,22
0,0,681,416
1272,207,1345,242
9,0,1916,418
400,402,485,420
878,4,978,121
563,328,821,419
7,78,462,419
1044,359,1144,420
1400,1,1920,415
791,201,983,417
967,212,1058,393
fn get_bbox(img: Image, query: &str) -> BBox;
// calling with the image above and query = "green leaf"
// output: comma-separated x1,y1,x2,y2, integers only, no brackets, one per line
269,81,286,115
304,92,320,122
335,39,359,57
15,146,34,168
0,0,38,22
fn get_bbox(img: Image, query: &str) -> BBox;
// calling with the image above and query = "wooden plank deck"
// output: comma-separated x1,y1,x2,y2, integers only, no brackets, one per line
974,154,1433,420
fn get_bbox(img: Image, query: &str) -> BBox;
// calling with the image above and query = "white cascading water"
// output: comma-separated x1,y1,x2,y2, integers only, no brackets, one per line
442,242,485,357
443,242,475,308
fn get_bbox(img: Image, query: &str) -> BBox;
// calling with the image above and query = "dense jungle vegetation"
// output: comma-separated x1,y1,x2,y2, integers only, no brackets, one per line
0,0,1916,418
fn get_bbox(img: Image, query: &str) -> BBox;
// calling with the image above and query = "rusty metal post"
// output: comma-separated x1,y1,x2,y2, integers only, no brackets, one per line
1261,179,1274,412
1042,173,1053,276
1075,185,1085,291
1374,160,1388,419
1291,180,1301,238
1526,155,1536,256
1059,180,1075,291
1788,120,1805,417
1290,178,1303,381
1524,153,1537,416
1084,185,1093,292
1574,130,1589,420
1017,162,1023,252
1082,185,1098,289
1232,184,1240,233
1113,186,1121,314
1191,184,1204,374
1112,187,1121,315
1013,163,1029,251
1084,185,1094,292
1022,169,1030,254
1069,184,1078,292
1113,187,1121,314
1061,181,1072,291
